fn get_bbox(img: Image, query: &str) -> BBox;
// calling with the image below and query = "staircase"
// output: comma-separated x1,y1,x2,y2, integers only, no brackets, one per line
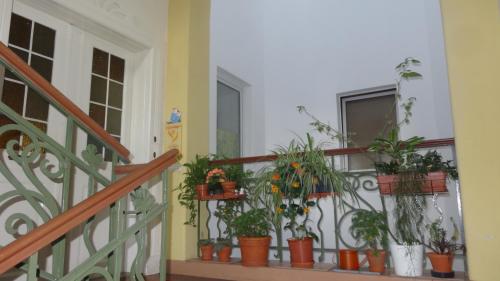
0,42,177,281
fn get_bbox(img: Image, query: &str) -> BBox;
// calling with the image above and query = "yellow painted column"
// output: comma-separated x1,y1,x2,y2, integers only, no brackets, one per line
440,1,500,280
164,0,211,260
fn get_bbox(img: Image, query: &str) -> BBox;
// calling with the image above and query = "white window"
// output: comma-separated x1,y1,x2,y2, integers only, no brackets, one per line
340,87,397,170
217,81,241,158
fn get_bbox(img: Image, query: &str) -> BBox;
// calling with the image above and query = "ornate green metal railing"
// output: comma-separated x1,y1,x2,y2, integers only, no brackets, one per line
201,139,465,271
0,42,176,281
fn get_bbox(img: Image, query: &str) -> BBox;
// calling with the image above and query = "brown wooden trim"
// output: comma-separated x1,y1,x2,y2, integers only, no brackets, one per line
209,138,455,166
0,149,179,274
0,42,130,161
114,163,148,175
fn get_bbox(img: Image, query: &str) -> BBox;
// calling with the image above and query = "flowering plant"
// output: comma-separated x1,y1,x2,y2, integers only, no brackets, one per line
206,168,226,185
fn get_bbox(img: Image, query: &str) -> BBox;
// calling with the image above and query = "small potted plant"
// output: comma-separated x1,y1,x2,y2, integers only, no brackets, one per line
232,208,272,267
425,218,463,278
198,239,214,261
221,164,253,196
214,200,239,262
176,155,210,226
214,238,233,262
414,151,458,193
206,168,225,195
350,210,389,273
282,202,318,268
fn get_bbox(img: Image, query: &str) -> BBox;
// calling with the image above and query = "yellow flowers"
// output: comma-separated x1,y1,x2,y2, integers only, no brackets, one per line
272,173,280,180
292,181,301,189
303,207,310,214
271,185,279,193
291,162,300,169
276,206,283,214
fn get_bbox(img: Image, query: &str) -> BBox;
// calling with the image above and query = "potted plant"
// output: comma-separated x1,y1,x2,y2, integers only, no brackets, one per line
214,200,239,262
176,155,210,226
232,208,272,267
206,168,225,195
214,238,233,262
221,164,253,196
425,218,463,278
414,151,459,193
282,202,318,268
198,239,214,261
350,210,389,273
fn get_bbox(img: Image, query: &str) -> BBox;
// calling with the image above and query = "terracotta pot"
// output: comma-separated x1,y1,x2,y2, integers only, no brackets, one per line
376,175,397,194
427,253,454,273
217,246,232,262
422,172,447,193
288,237,314,268
200,244,213,261
196,184,208,198
366,250,386,273
238,236,271,267
221,181,237,196
339,249,359,270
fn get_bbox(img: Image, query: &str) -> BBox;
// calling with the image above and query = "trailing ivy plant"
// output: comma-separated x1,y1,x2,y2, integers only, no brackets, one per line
176,155,211,226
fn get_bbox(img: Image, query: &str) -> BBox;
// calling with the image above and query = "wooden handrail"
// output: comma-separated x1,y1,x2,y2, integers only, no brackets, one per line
0,149,179,274
0,42,131,161
209,138,455,166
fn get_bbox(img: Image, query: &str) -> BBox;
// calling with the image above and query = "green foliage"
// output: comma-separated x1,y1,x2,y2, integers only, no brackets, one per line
198,239,214,247
223,163,254,189
232,209,272,237
214,237,232,252
426,218,463,255
176,155,210,226
350,210,388,255
214,200,240,239
414,151,459,180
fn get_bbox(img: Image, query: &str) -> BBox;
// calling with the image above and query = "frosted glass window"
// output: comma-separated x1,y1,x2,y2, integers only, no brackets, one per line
342,91,396,170
217,81,241,158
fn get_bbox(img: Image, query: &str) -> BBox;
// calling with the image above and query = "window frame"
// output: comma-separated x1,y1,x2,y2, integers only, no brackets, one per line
337,85,398,172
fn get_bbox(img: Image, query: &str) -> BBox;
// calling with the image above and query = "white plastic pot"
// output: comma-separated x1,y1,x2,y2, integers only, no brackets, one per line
390,243,424,277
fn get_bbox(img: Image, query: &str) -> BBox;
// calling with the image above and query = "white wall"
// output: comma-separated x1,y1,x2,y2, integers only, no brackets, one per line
210,0,463,271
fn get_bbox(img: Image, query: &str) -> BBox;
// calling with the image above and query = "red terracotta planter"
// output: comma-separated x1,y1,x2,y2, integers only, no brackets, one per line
238,236,271,267
196,184,208,199
366,250,386,273
427,253,454,273
339,249,359,270
288,237,314,268
221,181,237,196
377,171,448,195
217,246,232,262
200,244,213,261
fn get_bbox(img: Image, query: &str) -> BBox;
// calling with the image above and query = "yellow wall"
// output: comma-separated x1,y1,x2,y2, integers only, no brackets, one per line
440,1,500,280
165,0,211,260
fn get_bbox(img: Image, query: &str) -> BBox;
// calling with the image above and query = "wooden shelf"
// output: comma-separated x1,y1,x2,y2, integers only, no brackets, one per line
196,193,246,201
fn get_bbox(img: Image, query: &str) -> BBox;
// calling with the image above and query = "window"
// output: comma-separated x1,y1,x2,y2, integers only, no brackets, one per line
217,81,241,158
87,48,125,161
0,13,56,148
340,88,397,170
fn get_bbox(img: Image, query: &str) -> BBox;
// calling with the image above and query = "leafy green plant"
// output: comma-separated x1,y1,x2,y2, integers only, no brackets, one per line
214,200,240,239
214,238,232,252
223,163,253,189
414,151,458,180
282,201,318,240
198,239,214,247
232,209,272,237
350,210,389,255
426,218,463,255
176,155,210,226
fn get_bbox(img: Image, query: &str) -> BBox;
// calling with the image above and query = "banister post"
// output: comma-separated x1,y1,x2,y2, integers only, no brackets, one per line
159,169,169,281
108,151,125,281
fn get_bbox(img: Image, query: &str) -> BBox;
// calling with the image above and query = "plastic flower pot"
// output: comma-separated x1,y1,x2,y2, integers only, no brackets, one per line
390,243,423,277
288,237,314,268
200,244,213,261
366,250,386,273
238,236,271,267
339,249,359,270
217,246,232,262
